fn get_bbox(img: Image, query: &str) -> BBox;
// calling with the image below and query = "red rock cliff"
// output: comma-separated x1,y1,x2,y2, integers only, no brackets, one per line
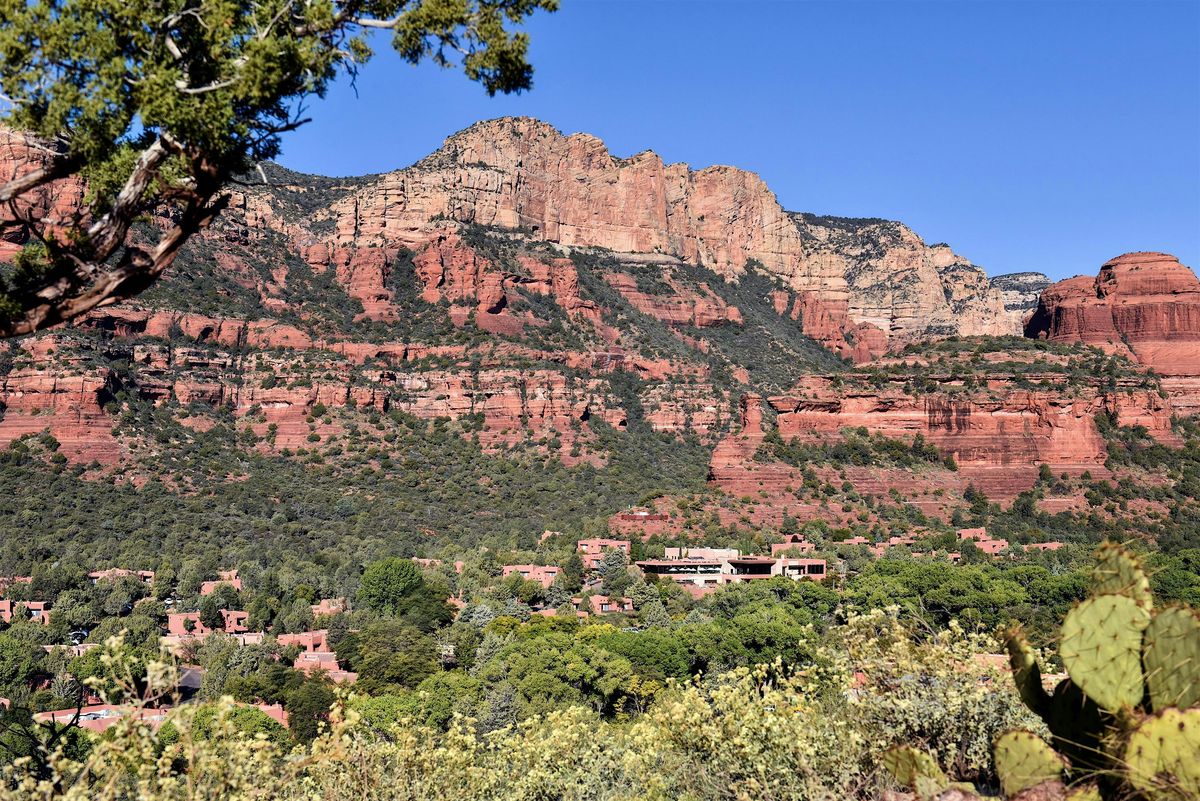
310,118,1017,349
711,370,1175,505
1027,252,1200,412
0,129,86,260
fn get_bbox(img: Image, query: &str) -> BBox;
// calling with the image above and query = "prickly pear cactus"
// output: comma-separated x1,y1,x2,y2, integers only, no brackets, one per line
1002,625,1049,716
992,730,1065,797
994,541,1200,800
882,744,947,796
1090,542,1153,612
880,745,979,800
1059,593,1149,712
1143,605,1200,712
1042,677,1105,775
1124,707,1200,800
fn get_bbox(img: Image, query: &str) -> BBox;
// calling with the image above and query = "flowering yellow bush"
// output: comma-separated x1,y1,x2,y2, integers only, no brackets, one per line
0,611,1037,801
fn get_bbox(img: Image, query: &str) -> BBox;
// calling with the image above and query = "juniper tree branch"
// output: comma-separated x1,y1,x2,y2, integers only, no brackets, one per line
84,135,176,261
0,191,229,336
0,154,79,203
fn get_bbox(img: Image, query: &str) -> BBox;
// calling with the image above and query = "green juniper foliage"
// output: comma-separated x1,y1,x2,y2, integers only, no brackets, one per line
0,0,556,335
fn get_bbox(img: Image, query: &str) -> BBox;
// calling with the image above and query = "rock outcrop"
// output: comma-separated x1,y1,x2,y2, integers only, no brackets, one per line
408,232,611,336
1026,252,1200,412
787,214,1023,343
603,268,743,329
0,306,728,470
0,350,122,465
309,117,1018,350
516,254,605,329
991,272,1052,319
710,368,1175,506
0,129,86,260
768,289,889,363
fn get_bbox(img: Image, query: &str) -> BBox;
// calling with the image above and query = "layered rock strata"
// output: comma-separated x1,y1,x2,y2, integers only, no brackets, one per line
306,117,1029,350
1026,252,1200,413
0,309,728,470
710,365,1176,505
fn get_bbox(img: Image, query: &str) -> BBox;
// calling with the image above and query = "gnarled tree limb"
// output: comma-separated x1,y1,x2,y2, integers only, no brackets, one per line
1,191,229,337
85,135,176,259
0,154,79,204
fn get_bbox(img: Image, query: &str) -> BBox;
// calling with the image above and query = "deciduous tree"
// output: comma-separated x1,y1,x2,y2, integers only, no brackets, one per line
357,557,422,614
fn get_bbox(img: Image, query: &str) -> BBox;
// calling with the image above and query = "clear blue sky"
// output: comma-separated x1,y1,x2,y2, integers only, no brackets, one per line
276,0,1200,281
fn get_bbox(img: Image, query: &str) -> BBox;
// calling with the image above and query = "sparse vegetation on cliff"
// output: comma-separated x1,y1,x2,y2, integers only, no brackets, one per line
758,427,947,471
0,400,711,577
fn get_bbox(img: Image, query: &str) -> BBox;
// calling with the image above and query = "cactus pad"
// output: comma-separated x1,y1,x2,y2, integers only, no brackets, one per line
1060,593,1148,712
993,730,1066,797
1124,708,1200,800
1143,605,1200,712
1003,624,1050,716
1091,542,1152,612
881,745,946,797
1064,786,1101,801
1044,678,1107,775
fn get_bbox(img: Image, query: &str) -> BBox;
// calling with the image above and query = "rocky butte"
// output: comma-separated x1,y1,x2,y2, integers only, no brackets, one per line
1027,252,1200,414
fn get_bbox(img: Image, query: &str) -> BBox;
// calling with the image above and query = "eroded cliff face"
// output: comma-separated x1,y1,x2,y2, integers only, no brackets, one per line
1026,252,1200,413
303,117,1027,350
707,356,1175,517
768,289,889,363
788,214,1024,342
0,313,730,473
0,338,123,465
765,379,1172,498
991,272,1053,319
1,118,1050,362
4,120,1196,541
